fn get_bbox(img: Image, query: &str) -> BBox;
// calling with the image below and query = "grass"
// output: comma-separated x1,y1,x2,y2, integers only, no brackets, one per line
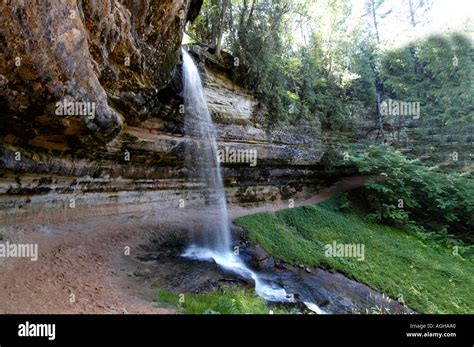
153,287,290,314
234,197,474,314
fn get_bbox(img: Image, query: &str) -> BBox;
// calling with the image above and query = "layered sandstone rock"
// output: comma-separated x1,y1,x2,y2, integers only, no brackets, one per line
0,2,325,221
0,60,324,220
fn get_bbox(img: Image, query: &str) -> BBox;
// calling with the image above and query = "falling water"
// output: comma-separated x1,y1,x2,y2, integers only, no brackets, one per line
182,49,231,254
181,49,323,311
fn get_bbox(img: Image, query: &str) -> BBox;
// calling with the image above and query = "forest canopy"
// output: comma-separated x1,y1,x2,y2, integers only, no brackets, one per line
187,0,473,139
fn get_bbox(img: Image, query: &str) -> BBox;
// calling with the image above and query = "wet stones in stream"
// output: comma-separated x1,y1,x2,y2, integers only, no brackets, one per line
131,232,414,314
134,236,254,295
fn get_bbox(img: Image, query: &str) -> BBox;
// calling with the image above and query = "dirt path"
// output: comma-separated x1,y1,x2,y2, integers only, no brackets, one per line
0,214,177,313
0,176,368,314
229,175,369,219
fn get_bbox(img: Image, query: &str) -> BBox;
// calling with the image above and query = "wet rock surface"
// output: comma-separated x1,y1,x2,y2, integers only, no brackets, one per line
0,0,399,314
262,265,414,314
133,230,414,314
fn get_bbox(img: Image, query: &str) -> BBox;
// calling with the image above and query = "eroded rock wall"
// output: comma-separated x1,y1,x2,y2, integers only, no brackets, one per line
0,0,201,148
0,3,325,222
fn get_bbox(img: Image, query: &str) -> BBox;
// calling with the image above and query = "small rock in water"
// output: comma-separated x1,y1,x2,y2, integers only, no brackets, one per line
274,260,289,269
298,264,305,269
137,252,160,262
305,267,312,273
254,245,269,261
320,299,331,307
257,257,274,270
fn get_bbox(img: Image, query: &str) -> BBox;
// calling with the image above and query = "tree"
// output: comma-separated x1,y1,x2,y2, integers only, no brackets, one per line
364,0,392,141
187,0,231,56
405,0,432,29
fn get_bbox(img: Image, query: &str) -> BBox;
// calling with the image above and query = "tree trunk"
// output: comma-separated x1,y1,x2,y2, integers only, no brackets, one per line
370,0,381,44
247,0,257,26
215,0,229,59
370,0,383,141
375,77,385,142
408,0,417,28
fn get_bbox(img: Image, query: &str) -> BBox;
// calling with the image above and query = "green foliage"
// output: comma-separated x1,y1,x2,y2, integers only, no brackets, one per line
153,287,286,314
348,146,473,241
190,0,473,142
236,211,317,265
381,34,474,127
188,0,367,129
348,39,379,109
234,199,474,313
188,0,227,47
380,34,473,168
228,0,300,125
188,0,473,146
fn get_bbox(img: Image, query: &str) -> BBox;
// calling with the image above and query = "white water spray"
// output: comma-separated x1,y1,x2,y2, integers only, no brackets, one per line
182,49,230,254
181,49,323,311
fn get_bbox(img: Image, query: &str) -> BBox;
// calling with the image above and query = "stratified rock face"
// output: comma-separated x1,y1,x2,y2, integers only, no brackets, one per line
0,5,325,221
0,59,325,220
204,68,257,125
0,0,201,149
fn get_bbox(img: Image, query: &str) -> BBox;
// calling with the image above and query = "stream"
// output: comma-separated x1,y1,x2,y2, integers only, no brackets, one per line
135,228,413,315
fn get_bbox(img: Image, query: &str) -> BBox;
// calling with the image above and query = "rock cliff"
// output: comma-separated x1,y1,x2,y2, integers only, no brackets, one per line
0,1,325,221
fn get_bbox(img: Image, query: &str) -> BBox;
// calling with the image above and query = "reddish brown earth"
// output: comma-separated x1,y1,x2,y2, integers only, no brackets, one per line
0,213,178,313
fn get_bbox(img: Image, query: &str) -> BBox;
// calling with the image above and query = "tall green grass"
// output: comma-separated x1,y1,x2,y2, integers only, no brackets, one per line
234,198,474,314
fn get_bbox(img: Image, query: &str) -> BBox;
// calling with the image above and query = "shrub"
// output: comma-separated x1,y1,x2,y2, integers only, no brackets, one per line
349,145,473,242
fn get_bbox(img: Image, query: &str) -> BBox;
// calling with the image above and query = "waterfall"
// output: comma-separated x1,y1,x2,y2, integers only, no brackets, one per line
182,48,231,254
180,49,323,311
